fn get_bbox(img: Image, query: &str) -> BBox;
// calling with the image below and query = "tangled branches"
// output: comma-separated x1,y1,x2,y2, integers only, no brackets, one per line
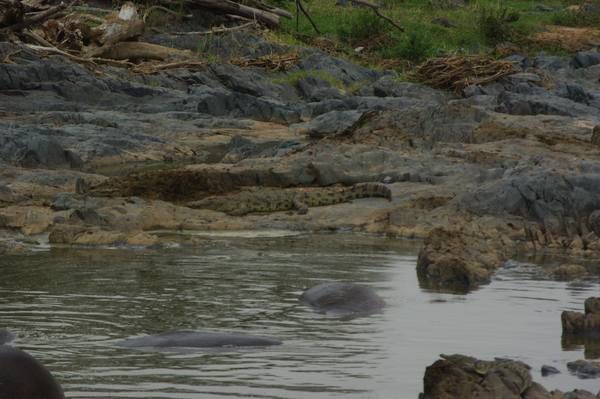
415,55,515,93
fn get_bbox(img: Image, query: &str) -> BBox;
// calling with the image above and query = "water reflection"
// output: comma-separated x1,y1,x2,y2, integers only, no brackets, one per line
0,234,599,398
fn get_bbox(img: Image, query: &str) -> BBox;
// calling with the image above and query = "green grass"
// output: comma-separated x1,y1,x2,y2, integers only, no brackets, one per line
272,0,589,68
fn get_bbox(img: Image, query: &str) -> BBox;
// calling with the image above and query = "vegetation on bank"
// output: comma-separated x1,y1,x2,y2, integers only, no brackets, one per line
265,0,599,68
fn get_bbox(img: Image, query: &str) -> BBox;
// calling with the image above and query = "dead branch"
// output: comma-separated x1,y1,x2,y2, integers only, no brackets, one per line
183,0,281,28
350,0,404,32
296,0,320,34
171,21,256,35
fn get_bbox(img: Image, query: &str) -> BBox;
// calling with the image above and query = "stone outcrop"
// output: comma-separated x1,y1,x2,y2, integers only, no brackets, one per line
416,227,511,292
421,354,600,399
562,297,600,336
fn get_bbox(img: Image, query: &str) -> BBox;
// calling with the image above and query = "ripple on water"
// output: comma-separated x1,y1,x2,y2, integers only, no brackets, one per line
0,234,599,398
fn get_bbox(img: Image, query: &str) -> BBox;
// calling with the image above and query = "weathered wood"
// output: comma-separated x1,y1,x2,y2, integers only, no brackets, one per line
1,1,67,33
185,0,281,28
91,41,192,61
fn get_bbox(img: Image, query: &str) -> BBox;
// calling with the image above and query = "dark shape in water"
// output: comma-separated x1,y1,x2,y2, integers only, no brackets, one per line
300,282,385,316
114,330,282,349
0,329,15,345
541,364,560,377
0,346,65,399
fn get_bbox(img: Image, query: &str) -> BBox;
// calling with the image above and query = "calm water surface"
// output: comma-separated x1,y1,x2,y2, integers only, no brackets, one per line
0,233,599,398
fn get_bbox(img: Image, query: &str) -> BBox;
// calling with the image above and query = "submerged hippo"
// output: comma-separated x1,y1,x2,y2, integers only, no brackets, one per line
0,346,65,399
115,331,282,349
0,328,15,344
300,282,385,316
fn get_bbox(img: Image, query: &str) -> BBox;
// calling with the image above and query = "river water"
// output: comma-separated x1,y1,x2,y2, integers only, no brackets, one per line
0,232,599,398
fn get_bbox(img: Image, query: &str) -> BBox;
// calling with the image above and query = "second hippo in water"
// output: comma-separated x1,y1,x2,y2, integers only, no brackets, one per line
0,346,65,399
300,282,385,317
115,331,282,350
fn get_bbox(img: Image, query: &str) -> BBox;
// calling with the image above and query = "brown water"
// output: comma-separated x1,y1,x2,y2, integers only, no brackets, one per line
0,233,599,398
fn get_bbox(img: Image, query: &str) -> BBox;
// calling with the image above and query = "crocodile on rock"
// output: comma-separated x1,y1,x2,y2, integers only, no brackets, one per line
186,183,392,216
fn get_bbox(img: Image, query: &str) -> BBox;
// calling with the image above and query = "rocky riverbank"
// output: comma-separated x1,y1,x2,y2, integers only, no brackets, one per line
2,29,600,292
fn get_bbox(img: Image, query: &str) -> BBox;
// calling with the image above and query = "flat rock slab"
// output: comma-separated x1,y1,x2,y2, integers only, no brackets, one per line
114,331,282,349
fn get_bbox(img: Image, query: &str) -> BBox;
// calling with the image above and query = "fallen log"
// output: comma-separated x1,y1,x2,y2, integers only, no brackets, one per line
91,41,192,61
184,0,282,28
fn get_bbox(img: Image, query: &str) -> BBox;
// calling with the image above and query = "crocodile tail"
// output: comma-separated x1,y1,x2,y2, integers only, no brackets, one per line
350,183,392,201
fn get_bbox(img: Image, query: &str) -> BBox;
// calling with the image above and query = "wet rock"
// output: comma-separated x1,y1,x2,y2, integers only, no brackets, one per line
421,354,534,398
0,206,56,235
588,210,600,236
591,126,600,146
416,228,507,292
562,311,587,335
553,264,587,281
567,360,600,379
0,346,65,399
0,329,14,345
300,282,385,316
49,225,158,246
115,330,282,349
562,390,599,399
585,298,600,315
562,298,600,336
541,365,560,377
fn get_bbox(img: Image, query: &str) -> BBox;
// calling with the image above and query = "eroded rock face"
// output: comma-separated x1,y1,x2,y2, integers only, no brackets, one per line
416,227,508,292
562,298,600,337
114,331,282,349
421,354,534,398
300,282,385,316
0,346,65,399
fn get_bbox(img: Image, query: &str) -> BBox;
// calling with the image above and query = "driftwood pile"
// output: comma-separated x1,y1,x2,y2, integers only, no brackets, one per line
415,55,515,93
0,0,299,73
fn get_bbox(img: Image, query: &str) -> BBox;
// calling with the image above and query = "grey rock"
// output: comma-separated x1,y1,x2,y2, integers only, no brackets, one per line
563,390,599,399
292,110,365,139
573,52,600,69
567,360,600,379
295,76,343,102
532,55,571,71
541,365,560,376
495,91,595,117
